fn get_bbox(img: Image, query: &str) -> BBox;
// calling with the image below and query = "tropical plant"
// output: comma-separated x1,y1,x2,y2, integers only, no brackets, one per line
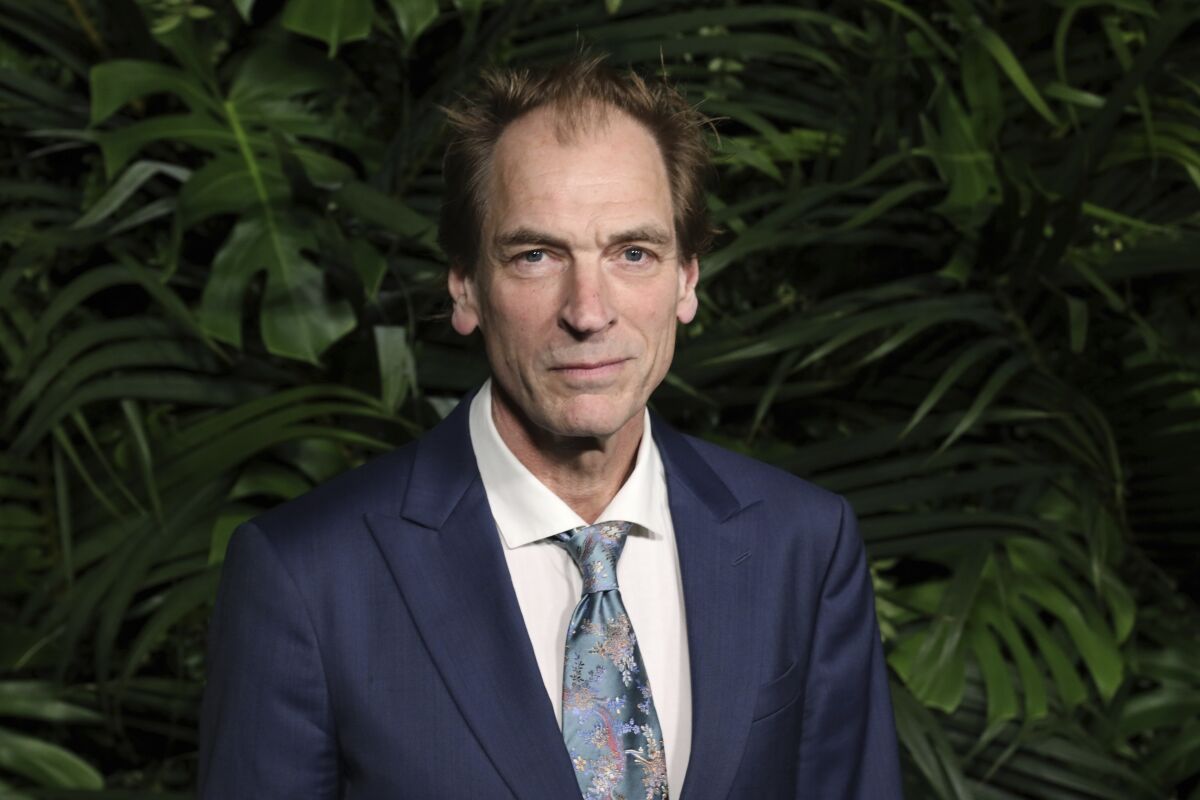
1,0,1198,796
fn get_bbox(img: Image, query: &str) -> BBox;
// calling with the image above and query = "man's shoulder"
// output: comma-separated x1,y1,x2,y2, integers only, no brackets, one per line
664,426,847,522
248,438,422,545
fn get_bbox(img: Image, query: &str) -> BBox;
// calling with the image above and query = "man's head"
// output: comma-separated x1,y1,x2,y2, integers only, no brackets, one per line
440,56,715,446
439,55,716,275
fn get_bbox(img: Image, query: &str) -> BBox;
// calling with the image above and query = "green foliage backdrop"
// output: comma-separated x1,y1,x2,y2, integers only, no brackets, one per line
2,0,1199,796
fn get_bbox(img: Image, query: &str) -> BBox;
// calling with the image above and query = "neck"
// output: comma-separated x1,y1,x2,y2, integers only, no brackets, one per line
489,383,643,524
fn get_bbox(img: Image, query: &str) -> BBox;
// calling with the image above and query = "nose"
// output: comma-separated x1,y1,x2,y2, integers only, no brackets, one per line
559,260,615,338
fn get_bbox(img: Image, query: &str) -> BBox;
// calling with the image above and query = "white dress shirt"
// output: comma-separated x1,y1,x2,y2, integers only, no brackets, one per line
468,380,692,791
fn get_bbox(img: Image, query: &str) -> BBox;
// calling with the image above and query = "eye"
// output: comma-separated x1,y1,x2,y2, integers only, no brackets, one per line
623,247,645,262
520,250,545,263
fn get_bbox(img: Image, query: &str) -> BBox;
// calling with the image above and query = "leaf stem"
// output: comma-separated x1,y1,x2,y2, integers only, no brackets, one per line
67,0,108,57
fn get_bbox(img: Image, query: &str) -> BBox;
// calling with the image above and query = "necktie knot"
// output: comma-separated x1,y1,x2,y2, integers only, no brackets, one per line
553,520,631,593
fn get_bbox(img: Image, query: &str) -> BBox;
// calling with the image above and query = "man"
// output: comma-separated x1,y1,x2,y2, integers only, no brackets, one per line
199,56,902,799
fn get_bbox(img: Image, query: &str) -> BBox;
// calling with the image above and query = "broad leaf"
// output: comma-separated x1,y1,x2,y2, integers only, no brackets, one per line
282,0,374,56
199,214,355,363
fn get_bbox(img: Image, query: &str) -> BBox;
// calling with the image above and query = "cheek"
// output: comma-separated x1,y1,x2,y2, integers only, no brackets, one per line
482,286,555,346
648,288,682,333
631,294,682,361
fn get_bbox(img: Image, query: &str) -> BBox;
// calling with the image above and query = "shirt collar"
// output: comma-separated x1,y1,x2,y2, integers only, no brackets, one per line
468,379,664,548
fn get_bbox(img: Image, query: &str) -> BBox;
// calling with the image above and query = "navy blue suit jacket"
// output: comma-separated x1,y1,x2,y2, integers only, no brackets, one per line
198,395,903,798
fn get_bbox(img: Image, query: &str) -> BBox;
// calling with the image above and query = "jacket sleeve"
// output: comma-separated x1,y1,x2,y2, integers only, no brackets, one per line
198,522,339,798
794,497,904,798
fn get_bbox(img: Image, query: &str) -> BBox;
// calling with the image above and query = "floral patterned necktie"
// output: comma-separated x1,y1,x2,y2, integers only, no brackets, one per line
552,520,669,800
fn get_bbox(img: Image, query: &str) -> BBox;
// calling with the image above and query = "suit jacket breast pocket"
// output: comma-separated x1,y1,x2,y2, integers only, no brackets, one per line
752,658,805,722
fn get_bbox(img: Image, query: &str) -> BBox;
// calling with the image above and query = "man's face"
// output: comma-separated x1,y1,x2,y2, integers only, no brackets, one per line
448,104,699,442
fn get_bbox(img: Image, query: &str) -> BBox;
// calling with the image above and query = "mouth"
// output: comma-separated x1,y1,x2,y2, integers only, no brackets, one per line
549,358,630,380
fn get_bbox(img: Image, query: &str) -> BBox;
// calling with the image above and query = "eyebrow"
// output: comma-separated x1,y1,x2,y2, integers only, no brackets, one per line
609,226,672,247
493,225,673,251
494,227,570,252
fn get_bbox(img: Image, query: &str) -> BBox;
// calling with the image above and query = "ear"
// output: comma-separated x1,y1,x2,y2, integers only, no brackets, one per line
675,256,700,324
448,262,482,335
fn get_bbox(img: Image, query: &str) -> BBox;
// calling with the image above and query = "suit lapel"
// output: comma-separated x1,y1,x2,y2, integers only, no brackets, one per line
652,417,764,800
365,399,580,799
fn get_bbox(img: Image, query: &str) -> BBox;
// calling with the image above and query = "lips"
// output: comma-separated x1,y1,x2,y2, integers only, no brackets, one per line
551,358,628,371
549,358,630,380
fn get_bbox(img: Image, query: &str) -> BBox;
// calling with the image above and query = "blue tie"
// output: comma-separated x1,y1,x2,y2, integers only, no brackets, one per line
553,521,669,800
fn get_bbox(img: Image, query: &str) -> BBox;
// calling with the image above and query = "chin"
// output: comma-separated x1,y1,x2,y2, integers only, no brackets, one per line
546,396,640,440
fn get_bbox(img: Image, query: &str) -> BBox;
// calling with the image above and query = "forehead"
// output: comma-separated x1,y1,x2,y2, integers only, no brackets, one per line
484,105,673,237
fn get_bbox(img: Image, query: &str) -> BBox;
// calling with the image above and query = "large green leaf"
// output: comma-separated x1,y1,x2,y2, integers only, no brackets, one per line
282,0,374,56
199,214,355,363
0,728,102,789
95,115,230,178
385,0,439,43
90,60,216,124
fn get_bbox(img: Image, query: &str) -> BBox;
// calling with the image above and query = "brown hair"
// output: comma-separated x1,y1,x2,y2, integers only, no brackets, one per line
439,54,717,273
